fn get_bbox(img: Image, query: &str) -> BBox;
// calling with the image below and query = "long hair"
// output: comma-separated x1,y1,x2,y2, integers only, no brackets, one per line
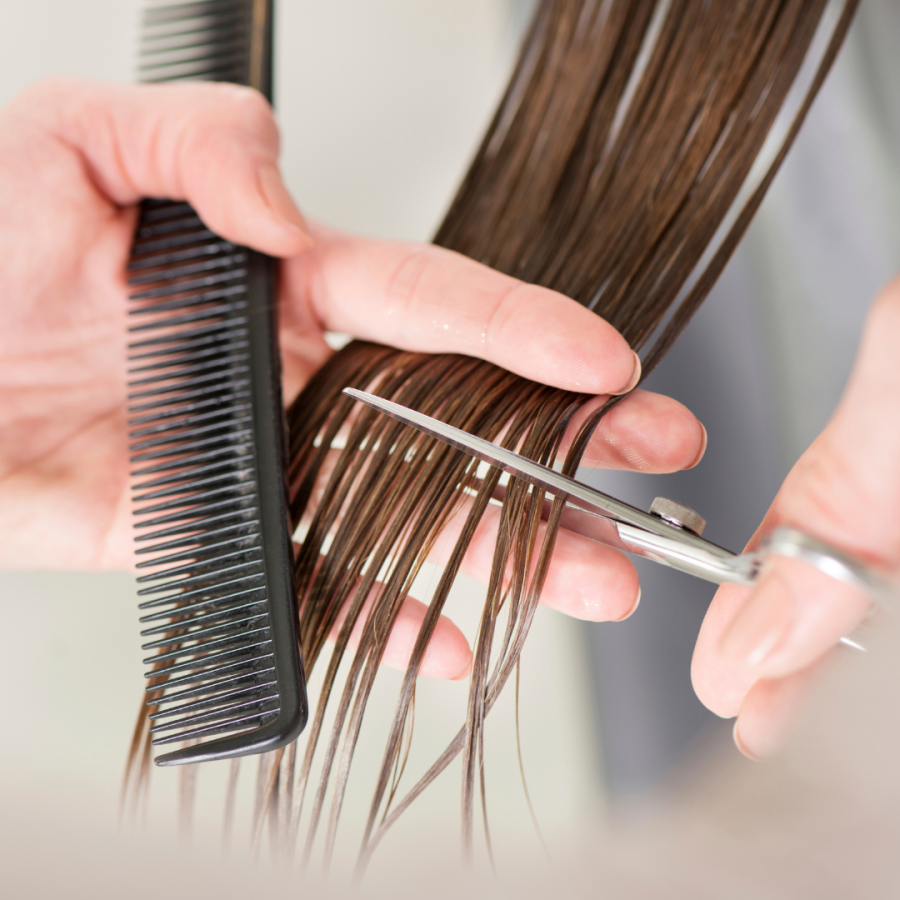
125,0,858,871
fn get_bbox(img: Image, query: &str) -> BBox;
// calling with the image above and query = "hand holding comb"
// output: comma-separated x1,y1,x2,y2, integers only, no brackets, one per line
127,0,308,766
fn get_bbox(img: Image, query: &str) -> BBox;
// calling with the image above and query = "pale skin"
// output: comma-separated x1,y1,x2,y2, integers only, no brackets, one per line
1,77,885,761
0,77,703,674
692,278,900,760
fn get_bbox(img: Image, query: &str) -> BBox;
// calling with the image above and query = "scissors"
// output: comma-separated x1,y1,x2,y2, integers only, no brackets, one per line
345,389,897,648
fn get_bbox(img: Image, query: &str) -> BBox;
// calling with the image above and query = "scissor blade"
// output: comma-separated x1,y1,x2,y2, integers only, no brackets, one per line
344,389,753,586
344,388,650,529
487,481,756,587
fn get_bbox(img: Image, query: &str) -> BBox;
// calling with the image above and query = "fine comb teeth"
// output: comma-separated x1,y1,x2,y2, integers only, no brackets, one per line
127,0,307,767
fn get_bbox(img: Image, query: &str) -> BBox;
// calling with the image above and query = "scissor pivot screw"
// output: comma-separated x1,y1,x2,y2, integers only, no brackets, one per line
649,498,707,536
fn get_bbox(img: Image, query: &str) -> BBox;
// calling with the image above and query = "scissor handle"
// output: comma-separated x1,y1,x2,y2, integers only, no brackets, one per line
758,527,897,611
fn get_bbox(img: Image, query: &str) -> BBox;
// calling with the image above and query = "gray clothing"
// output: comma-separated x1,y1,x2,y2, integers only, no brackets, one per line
584,0,900,796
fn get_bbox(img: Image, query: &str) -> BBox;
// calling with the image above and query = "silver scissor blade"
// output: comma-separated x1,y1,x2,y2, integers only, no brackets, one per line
343,389,746,582
344,388,652,529
344,389,757,585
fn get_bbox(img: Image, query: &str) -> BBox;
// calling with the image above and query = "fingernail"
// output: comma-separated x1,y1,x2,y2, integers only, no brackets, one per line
258,164,313,247
719,573,793,668
686,422,708,469
611,351,642,395
733,720,762,762
616,586,641,622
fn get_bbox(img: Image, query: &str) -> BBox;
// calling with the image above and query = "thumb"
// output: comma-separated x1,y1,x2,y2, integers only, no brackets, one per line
11,76,311,258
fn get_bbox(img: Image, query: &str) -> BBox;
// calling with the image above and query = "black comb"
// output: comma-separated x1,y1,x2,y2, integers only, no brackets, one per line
127,0,307,766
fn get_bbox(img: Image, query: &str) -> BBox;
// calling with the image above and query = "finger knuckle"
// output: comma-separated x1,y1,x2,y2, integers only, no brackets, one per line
385,244,438,313
218,84,275,132
188,83,277,149
789,444,866,529
482,281,523,345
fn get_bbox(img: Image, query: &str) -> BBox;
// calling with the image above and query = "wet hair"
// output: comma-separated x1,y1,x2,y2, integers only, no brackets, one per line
125,0,858,871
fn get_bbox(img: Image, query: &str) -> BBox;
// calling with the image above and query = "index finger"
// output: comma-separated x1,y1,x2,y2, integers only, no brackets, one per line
283,224,641,396
8,77,310,258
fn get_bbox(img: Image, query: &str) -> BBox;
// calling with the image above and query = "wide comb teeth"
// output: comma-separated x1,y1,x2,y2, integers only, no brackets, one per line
140,1,255,84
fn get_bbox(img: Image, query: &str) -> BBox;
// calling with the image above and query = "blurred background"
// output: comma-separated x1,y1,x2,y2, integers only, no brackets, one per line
2,1,900,897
